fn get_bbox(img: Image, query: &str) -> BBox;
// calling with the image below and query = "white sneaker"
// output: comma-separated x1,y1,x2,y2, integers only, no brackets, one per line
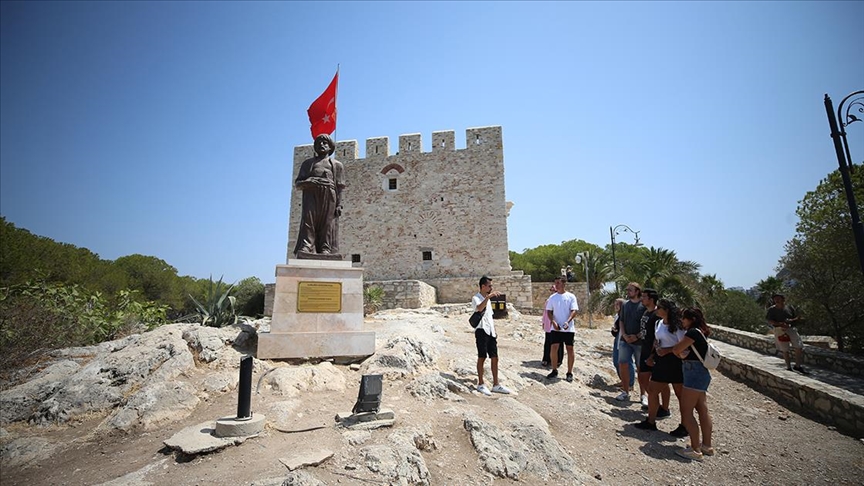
491,384,512,394
641,394,649,407
676,446,704,461
476,384,492,396
615,391,630,401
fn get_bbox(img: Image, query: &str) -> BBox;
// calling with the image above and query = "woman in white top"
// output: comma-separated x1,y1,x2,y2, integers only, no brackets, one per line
635,299,687,434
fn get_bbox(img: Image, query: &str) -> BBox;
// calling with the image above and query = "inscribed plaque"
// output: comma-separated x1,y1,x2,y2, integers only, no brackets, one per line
297,282,342,313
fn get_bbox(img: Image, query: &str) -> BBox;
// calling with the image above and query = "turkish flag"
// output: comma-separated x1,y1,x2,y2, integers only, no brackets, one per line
307,71,338,139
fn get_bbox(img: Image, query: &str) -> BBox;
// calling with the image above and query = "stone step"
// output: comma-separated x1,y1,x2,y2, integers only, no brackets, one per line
714,340,864,438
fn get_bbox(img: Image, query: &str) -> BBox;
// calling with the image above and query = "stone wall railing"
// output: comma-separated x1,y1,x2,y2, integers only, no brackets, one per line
717,351,864,438
710,324,864,378
430,303,472,316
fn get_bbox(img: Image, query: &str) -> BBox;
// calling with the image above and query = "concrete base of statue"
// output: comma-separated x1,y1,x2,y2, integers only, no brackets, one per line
257,259,375,359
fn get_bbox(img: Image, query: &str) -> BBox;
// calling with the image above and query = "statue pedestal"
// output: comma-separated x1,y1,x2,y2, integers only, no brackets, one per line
258,260,375,359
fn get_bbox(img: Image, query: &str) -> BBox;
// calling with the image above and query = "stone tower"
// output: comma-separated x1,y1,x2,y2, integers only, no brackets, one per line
287,126,512,281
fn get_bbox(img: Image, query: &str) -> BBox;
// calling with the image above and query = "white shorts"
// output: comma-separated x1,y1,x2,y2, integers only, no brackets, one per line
773,327,803,352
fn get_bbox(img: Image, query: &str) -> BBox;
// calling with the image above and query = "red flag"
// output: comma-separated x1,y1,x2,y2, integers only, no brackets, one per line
307,71,338,139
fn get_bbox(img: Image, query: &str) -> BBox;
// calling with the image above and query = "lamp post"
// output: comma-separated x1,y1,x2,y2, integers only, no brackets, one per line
575,251,592,329
824,90,864,276
609,224,641,293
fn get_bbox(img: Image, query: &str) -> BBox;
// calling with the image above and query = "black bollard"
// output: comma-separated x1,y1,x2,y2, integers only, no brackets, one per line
237,355,253,419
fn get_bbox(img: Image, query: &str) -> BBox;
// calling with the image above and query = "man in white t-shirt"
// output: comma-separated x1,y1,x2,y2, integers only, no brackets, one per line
472,276,512,396
545,276,580,382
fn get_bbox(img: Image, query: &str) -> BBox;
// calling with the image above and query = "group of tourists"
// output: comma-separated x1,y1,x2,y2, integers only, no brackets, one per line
469,276,716,462
610,282,715,461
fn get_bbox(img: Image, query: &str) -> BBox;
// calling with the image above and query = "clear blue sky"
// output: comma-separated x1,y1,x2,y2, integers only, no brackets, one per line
2,1,862,290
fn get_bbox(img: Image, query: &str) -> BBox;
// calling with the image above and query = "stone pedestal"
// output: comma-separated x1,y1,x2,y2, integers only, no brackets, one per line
258,260,375,359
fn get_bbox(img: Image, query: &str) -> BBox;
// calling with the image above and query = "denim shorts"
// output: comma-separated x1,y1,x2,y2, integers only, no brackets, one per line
682,360,711,392
617,340,642,366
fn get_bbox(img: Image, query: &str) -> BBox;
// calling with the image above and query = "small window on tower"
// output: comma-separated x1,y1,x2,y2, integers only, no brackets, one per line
352,254,361,263
389,178,397,190
422,251,432,261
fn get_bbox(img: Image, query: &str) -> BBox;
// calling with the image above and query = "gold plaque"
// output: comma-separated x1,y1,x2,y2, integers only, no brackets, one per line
297,281,342,313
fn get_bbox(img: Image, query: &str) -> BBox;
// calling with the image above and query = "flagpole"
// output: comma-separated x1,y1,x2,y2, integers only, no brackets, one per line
333,64,339,145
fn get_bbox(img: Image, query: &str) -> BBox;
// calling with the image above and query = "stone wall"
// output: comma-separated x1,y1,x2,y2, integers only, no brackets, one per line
364,280,437,310
424,273,533,309
710,324,864,378
716,345,864,437
286,127,511,282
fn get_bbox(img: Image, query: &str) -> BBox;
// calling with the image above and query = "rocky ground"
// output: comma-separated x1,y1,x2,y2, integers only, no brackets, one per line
1,308,863,485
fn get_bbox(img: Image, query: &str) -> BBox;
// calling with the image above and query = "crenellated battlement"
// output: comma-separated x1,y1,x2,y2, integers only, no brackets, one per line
294,126,503,162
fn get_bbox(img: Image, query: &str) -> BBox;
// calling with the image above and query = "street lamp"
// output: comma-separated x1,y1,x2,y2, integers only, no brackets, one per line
575,251,592,329
609,224,641,293
824,90,864,276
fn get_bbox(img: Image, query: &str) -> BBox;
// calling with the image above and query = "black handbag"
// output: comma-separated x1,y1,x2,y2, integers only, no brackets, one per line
469,311,483,328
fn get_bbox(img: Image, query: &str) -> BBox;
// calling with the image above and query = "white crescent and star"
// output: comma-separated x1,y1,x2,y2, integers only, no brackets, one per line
321,97,336,123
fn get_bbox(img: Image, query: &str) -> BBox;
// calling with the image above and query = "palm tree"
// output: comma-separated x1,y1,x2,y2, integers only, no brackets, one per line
630,247,701,306
696,274,726,308
755,276,784,308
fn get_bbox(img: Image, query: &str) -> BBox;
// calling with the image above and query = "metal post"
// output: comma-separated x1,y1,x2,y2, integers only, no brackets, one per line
609,226,618,294
237,355,253,419
825,93,864,276
584,254,593,329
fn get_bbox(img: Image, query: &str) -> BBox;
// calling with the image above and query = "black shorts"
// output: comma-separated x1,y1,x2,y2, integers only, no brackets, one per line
549,331,575,346
475,329,499,358
639,345,654,373
651,353,684,384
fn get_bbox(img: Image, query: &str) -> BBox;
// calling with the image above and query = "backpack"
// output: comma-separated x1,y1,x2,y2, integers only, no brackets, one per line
469,311,483,329
690,329,722,370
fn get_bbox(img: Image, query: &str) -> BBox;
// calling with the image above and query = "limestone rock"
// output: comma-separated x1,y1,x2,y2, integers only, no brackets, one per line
280,471,326,486
182,325,241,364
266,362,347,397
202,370,238,393
407,372,470,402
26,324,196,425
462,398,595,483
163,420,249,455
0,360,80,423
0,437,57,469
279,449,334,471
360,428,431,486
361,336,438,379
99,381,200,432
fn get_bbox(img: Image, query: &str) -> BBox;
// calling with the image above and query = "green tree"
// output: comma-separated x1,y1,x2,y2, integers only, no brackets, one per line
510,239,605,282
233,276,265,317
703,289,766,334
113,254,183,309
620,246,701,307
779,164,864,352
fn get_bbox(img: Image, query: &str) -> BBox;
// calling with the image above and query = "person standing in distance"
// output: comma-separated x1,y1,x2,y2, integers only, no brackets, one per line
545,276,580,382
766,293,808,374
472,276,512,396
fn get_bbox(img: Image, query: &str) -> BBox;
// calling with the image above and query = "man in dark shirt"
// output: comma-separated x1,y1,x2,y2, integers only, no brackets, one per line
616,282,646,402
766,294,808,374
638,289,666,413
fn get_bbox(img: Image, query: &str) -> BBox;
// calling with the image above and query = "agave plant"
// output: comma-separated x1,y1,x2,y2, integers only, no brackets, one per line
363,285,384,316
189,275,237,327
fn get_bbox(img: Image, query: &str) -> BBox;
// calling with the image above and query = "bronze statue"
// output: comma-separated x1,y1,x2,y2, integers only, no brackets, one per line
293,134,345,258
